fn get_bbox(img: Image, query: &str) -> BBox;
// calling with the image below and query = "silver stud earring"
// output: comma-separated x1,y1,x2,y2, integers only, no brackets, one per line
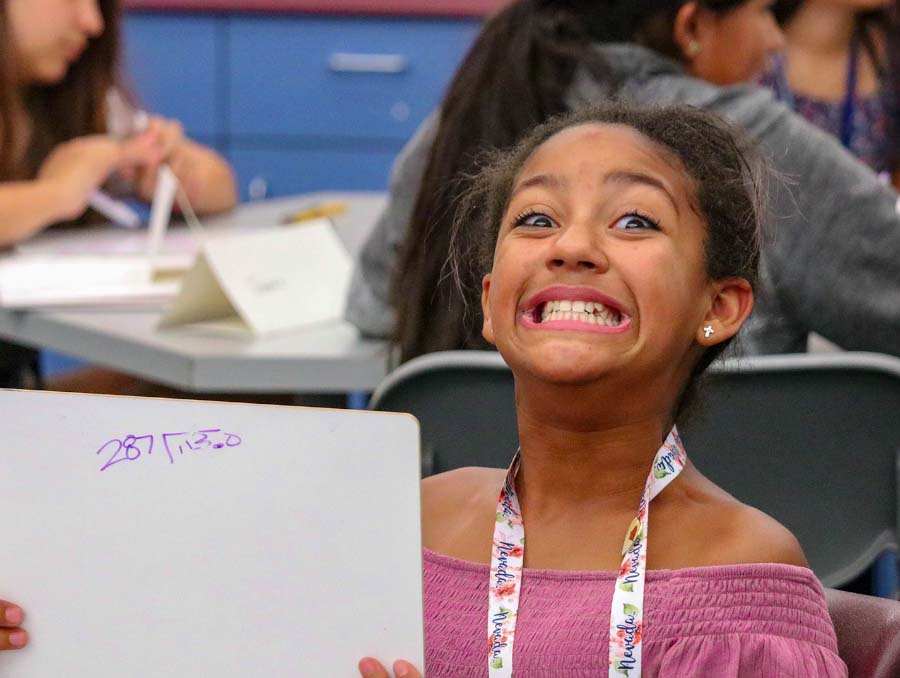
703,325,715,338
687,40,702,57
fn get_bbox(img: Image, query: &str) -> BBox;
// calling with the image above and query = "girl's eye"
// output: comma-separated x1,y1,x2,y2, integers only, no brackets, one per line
514,211,557,229
612,213,660,231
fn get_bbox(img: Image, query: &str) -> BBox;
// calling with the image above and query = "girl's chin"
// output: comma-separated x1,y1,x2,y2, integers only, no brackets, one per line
517,352,623,385
30,61,69,84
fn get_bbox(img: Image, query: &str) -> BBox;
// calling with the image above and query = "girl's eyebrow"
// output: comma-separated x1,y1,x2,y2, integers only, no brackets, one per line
510,170,680,216
510,173,568,199
605,171,680,216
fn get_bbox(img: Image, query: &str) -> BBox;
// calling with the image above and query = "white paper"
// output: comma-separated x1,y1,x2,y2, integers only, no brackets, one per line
0,389,424,677
0,255,180,307
160,219,352,336
16,224,197,263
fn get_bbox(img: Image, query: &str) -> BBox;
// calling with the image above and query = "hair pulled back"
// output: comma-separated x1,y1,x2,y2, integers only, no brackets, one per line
451,102,768,382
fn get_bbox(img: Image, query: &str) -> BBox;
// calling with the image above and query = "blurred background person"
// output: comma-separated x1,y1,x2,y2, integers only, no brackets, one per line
763,0,900,183
347,0,900,364
0,0,237,389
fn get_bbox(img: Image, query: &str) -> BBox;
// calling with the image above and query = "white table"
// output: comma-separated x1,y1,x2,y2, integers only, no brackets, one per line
0,192,390,394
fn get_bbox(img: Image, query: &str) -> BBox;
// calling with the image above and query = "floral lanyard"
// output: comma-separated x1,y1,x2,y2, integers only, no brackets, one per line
487,427,687,677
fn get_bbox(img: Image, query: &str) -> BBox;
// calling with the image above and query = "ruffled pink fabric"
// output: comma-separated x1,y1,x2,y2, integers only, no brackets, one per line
424,548,848,677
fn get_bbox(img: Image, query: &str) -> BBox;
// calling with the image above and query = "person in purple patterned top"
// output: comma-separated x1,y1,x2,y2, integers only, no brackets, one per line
762,0,900,181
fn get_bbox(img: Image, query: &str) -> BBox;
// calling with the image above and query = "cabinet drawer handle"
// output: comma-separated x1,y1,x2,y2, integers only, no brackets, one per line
248,176,268,201
328,52,409,74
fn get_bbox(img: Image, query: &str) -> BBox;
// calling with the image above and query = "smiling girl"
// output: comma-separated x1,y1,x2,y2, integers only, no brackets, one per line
358,104,847,677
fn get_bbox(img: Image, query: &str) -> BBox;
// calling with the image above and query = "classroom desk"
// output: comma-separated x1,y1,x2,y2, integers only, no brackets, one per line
0,193,391,394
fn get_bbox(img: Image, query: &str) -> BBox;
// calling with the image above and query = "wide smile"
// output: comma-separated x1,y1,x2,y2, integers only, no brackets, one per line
518,287,632,334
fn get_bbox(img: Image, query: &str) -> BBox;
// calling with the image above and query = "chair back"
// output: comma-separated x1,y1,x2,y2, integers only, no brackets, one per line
826,588,900,678
680,352,900,588
369,351,516,475
370,350,900,588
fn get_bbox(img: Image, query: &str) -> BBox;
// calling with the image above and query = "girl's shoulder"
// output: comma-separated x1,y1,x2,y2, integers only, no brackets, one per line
421,467,507,561
663,466,808,569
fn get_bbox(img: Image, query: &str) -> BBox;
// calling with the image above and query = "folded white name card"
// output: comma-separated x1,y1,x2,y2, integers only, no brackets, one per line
160,219,352,336
0,389,423,677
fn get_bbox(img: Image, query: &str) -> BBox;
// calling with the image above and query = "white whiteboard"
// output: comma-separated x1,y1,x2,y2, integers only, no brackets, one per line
0,390,423,676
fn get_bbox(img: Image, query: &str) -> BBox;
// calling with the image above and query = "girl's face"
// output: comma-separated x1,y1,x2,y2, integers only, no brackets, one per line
7,0,104,84
481,123,748,392
689,0,785,84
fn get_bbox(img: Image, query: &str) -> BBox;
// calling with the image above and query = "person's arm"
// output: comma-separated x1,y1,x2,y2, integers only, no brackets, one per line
345,111,441,338
0,180,80,246
130,116,237,216
746,93,900,354
0,133,160,248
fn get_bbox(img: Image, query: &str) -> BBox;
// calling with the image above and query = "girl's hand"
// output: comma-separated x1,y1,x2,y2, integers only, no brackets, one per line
37,134,160,221
130,116,237,214
131,115,187,199
358,657,422,678
0,601,27,650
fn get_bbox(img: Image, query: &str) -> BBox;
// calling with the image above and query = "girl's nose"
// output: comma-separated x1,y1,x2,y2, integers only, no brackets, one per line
80,0,105,38
547,223,609,273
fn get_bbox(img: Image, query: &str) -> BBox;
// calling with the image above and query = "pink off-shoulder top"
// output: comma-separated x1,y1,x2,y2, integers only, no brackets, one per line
423,548,848,677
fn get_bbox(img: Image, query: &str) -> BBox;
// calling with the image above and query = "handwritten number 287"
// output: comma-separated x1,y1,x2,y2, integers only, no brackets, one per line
96,435,153,472
96,430,241,472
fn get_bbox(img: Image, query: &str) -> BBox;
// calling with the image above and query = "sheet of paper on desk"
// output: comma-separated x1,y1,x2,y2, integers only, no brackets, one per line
0,389,424,677
160,219,352,336
15,224,198,263
0,255,181,307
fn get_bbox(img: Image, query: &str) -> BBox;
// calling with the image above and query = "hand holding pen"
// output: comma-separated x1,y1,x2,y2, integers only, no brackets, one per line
129,116,190,202
37,132,164,225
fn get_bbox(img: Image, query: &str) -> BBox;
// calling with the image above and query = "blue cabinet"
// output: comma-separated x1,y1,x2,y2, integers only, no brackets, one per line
123,14,222,144
229,146,397,201
228,16,477,141
122,11,479,198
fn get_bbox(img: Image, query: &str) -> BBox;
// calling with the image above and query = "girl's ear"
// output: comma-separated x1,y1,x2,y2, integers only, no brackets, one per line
696,277,754,347
481,273,496,346
673,2,705,61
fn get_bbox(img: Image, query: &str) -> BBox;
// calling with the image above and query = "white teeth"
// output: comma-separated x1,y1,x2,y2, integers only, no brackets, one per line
536,299,625,326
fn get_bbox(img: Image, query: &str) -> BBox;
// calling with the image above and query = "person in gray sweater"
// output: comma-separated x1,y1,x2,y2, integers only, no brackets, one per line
347,0,900,360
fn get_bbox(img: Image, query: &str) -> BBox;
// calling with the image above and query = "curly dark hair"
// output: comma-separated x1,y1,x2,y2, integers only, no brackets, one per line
450,102,768,407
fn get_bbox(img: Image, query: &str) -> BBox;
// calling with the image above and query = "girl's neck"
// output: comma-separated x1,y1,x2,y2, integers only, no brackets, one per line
785,3,859,57
513,383,674,516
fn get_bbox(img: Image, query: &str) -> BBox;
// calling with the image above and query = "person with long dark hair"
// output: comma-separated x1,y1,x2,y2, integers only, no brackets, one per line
763,0,900,182
0,0,236,388
0,0,236,244
346,0,900,362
